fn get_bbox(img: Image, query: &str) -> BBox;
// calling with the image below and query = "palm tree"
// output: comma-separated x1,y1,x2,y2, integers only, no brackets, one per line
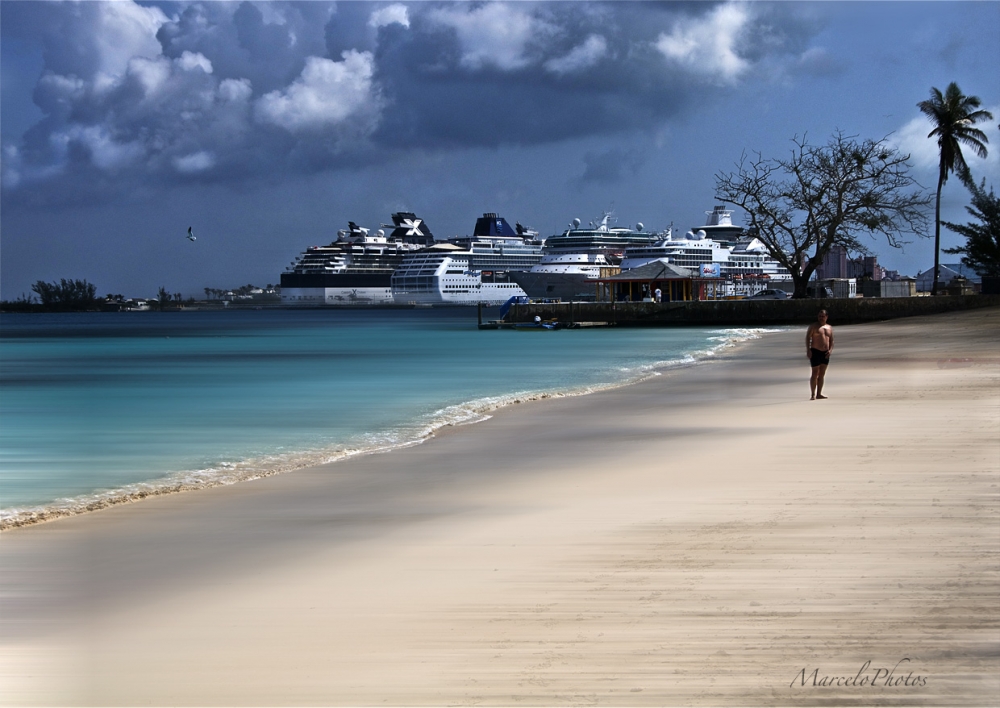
917,82,993,295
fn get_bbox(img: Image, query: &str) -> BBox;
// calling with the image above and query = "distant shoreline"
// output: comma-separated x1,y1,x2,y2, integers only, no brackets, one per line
4,294,998,326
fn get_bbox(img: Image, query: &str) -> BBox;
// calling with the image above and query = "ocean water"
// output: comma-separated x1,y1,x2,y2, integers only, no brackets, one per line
0,308,774,526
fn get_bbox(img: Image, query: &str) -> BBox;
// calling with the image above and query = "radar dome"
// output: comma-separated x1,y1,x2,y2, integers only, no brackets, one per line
636,222,644,232
572,218,581,228
376,229,385,238
697,229,707,239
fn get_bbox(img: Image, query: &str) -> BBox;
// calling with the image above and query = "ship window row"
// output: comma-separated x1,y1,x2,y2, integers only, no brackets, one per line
393,277,435,287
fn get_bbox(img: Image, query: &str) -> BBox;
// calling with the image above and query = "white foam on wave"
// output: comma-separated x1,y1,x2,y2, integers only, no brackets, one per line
0,326,785,531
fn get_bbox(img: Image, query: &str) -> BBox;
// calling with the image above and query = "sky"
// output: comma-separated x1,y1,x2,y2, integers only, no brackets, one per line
1,1,998,300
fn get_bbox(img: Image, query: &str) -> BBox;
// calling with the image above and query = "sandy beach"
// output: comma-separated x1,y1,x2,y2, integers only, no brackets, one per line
1,307,998,706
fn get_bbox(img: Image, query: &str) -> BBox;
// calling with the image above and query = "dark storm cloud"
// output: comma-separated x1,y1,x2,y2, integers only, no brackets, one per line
157,2,332,93
371,4,682,149
1,1,823,207
577,147,647,186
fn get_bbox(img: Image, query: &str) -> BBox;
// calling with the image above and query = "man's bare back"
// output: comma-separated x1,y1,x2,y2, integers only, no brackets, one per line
805,310,833,400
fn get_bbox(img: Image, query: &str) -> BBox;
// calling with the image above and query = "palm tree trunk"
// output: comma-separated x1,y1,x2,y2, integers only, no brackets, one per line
932,170,944,296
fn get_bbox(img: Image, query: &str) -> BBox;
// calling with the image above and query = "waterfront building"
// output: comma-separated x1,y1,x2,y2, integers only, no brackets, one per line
596,261,697,302
916,264,982,293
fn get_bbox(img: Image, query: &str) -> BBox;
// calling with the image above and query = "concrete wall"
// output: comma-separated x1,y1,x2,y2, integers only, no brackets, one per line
508,295,1000,327
860,280,916,298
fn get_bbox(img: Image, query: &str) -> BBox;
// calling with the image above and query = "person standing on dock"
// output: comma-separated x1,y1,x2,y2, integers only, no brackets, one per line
806,310,834,400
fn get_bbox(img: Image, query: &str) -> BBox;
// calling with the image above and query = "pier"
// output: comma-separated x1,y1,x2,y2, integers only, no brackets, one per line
482,295,1000,328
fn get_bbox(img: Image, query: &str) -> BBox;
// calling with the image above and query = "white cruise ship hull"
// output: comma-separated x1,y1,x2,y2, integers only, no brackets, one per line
509,271,601,301
393,279,528,306
281,286,394,306
391,218,542,306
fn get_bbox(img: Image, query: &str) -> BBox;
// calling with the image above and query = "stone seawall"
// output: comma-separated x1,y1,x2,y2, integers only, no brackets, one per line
507,295,1000,327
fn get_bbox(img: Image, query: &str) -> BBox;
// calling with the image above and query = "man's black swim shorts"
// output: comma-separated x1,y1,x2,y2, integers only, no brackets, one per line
810,348,830,367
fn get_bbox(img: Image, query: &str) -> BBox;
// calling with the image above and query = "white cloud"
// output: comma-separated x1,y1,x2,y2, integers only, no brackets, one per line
173,151,216,173
894,115,941,173
126,56,172,96
1,145,23,189
254,51,378,132
257,3,290,27
545,35,608,75
369,4,410,30
795,47,842,77
429,3,554,71
64,125,145,171
178,51,214,75
655,3,751,83
34,72,87,113
89,2,169,85
218,78,253,103
893,106,1000,181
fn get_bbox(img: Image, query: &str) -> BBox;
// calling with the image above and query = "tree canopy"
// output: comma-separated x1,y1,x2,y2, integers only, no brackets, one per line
943,171,1000,277
714,132,930,298
30,278,99,311
916,82,993,294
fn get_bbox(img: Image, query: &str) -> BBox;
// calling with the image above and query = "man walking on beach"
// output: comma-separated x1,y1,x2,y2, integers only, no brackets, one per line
806,310,834,400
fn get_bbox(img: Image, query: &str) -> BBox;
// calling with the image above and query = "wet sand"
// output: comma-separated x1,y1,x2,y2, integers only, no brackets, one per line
1,307,998,706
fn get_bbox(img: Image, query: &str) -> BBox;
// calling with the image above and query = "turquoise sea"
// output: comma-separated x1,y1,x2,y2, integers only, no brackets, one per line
0,309,774,526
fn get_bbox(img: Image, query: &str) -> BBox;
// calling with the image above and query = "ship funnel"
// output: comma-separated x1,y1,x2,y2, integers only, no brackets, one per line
706,206,733,226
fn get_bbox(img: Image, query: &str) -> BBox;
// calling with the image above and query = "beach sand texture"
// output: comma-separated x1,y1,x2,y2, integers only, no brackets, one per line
1,308,998,706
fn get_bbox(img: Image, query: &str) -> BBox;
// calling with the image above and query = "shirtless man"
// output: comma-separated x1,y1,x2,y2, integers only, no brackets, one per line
805,310,834,400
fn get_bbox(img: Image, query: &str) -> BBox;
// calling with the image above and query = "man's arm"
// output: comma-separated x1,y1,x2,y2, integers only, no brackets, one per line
827,326,834,353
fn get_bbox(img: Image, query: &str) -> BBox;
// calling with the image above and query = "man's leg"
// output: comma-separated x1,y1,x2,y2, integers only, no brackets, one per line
810,366,819,400
815,363,828,399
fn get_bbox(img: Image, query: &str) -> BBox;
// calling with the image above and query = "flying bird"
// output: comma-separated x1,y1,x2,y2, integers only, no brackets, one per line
187,227,196,242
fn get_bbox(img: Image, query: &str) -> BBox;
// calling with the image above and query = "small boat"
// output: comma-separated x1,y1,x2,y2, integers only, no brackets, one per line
514,318,565,330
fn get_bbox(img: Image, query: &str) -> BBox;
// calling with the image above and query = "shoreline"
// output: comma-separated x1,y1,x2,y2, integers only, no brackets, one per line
1,308,997,706
0,325,781,532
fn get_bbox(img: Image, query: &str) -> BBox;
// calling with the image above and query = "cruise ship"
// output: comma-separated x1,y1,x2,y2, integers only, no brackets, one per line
280,212,434,306
619,206,792,297
509,212,661,301
390,213,544,305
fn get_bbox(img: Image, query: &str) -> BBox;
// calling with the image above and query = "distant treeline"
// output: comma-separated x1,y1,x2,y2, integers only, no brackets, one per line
2,279,100,312
1,279,280,312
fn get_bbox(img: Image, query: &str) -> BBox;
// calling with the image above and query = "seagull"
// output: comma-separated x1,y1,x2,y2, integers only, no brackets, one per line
187,226,196,242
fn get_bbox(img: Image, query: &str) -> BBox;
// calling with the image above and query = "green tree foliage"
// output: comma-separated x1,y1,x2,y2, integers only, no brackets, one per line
30,278,99,311
917,82,993,294
943,172,1000,277
714,132,930,298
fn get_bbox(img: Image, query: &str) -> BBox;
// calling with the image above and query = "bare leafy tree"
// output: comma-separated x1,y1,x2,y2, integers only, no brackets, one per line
714,132,931,298
917,83,992,294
